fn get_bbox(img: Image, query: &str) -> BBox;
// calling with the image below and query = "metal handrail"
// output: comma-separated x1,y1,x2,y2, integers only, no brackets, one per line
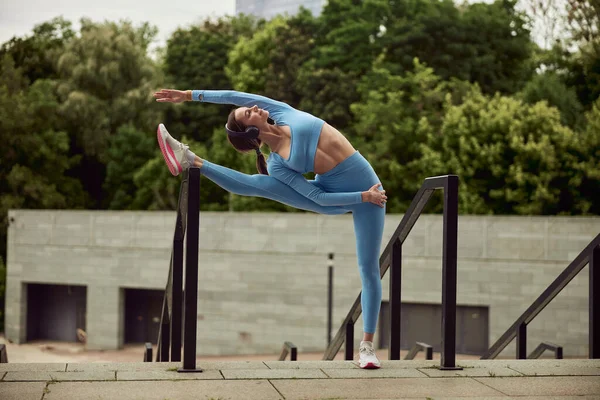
151,168,203,372
278,342,298,361
322,175,460,370
143,343,153,362
404,342,433,360
481,233,600,360
529,342,563,359
0,344,7,363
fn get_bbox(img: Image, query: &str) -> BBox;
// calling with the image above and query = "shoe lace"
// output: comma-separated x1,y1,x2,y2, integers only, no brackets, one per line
360,345,376,357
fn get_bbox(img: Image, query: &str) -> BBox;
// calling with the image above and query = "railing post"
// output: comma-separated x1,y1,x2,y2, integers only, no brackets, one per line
517,322,527,359
160,318,170,362
144,343,153,362
389,239,402,360
170,213,184,362
440,175,460,370
345,321,354,360
591,246,599,358
327,252,334,347
179,168,202,373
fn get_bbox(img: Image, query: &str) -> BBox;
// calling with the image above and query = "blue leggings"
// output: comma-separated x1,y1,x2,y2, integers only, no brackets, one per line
201,152,385,334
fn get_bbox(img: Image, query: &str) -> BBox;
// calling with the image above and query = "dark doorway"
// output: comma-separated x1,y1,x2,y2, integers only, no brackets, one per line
124,288,163,344
378,302,489,356
26,284,87,342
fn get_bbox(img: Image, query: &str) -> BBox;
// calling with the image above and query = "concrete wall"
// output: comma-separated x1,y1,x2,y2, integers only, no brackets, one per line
5,210,599,358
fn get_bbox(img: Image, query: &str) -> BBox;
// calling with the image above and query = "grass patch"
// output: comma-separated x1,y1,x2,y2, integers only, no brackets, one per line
166,367,179,372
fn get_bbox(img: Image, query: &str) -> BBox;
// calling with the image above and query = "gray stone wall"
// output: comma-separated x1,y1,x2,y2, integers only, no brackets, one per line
5,210,599,358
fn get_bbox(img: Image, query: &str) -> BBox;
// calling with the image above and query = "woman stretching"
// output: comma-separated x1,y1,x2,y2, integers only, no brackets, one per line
153,89,387,369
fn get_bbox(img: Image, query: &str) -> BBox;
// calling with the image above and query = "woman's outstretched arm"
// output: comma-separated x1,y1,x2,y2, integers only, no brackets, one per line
154,89,292,121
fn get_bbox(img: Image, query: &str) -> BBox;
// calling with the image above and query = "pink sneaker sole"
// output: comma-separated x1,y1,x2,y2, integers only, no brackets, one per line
360,363,380,369
157,125,182,176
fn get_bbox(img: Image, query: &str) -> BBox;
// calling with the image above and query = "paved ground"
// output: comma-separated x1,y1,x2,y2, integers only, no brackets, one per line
0,359,598,399
0,336,482,363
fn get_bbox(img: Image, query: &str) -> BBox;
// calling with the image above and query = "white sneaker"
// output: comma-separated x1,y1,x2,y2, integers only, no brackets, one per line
157,123,192,176
359,341,381,369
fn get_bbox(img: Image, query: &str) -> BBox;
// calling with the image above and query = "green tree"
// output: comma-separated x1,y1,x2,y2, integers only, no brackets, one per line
382,0,534,95
571,97,600,214
414,87,585,215
55,19,163,208
161,15,261,145
519,71,584,128
104,125,156,210
0,74,88,267
296,0,390,131
350,58,473,211
0,17,75,84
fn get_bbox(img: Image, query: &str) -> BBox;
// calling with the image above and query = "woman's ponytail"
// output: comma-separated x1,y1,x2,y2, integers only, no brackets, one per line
255,148,268,175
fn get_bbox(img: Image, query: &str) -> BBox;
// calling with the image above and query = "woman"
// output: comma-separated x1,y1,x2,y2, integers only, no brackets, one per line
154,88,387,369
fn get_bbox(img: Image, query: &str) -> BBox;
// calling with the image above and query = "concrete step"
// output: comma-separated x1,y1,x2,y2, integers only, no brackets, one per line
0,359,598,400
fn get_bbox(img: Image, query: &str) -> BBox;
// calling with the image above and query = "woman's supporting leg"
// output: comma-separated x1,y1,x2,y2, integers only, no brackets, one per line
201,160,350,216
351,202,386,336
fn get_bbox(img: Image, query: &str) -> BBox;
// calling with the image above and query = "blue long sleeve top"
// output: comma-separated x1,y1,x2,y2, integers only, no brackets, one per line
192,90,363,206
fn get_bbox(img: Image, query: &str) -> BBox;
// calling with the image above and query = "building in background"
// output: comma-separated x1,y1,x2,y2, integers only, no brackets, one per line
5,210,598,358
236,0,327,19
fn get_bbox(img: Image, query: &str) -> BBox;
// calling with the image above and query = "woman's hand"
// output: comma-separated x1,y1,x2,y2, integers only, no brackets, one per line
362,183,387,208
153,89,191,103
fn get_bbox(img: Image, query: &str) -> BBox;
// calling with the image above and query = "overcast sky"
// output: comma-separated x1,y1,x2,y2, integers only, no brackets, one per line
1,0,236,46
1,0,559,51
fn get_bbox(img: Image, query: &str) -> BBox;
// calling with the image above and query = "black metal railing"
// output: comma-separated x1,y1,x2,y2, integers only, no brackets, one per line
404,342,433,360
322,175,461,370
143,342,153,362
529,342,563,359
278,342,298,361
152,168,203,372
0,344,7,363
481,233,600,360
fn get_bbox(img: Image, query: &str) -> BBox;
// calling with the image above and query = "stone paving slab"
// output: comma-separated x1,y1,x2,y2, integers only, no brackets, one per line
322,368,427,379
508,365,600,376
222,368,328,379
3,370,116,381
66,360,269,371
272,377,504,399
66,361,181,371
195,361,269,370
378,360,439,369
457,359,600,369
0,382,47,400
265,360,358,369
117,369,223,380
43,380,282,400
474,376,600,396
429,397,600,400
0,362,66,372
418,366,523,378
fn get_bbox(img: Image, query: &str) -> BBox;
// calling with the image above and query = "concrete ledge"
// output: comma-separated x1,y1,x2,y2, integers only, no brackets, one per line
0,382,47,400
3,370,115,381
419,366,524,378
0,359,597,400
117,370,223,380
0,363,66,372
42,380,282,400
264,360,358,369
474,376,600,396
221,368,328,379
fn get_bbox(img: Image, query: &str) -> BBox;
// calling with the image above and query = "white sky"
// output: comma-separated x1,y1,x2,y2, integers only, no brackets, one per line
0,0,237,46
0,0,560,51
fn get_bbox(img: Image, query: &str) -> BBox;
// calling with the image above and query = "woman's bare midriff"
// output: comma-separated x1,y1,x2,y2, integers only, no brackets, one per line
313,123,356,175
